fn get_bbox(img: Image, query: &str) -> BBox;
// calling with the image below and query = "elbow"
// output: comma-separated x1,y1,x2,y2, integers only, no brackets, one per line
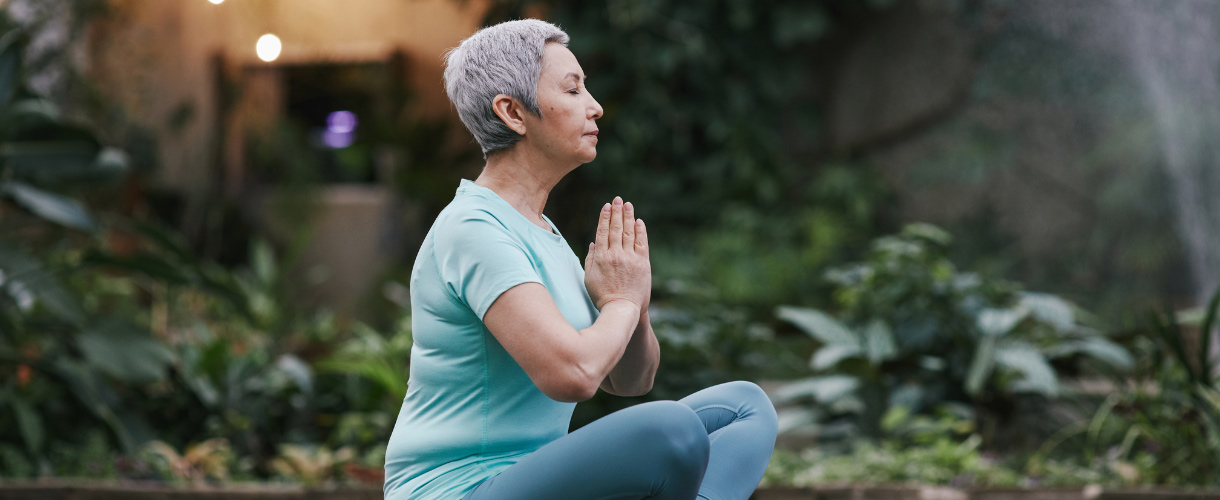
615,379,654,397
539,379,598,403
538,364,600,403
629,380,654,397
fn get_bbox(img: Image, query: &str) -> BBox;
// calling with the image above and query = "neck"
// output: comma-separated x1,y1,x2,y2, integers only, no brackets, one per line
474,145,571,224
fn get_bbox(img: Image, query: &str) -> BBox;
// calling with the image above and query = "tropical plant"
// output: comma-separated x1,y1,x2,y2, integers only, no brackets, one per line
764,405,1022,488
1043,286,1220,486
138,438,235,484
771,224,1133,441
0,21,182,476
317,316,413,406
269,443,355,487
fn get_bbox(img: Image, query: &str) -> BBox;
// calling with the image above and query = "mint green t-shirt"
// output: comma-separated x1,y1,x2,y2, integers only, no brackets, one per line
383,179,599,500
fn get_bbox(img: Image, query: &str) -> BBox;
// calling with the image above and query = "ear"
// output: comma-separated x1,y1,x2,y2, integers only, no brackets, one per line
491,94,528,136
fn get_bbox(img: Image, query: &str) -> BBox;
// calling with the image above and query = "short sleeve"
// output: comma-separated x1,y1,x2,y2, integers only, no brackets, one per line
433,209,542,320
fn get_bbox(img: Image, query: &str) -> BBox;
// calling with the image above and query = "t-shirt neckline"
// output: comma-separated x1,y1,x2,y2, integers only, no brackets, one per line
458,179,565,242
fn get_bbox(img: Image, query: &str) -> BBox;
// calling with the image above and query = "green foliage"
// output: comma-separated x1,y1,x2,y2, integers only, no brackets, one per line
652,164,887,308
0,20,168,474
485,0,843,215
269,443,354,487
137,438,235,484
773,224,1132,440
0,27,129,231
481,1,892,266
1051,287,1220,486
763,406,1020,487
764,404,1142,488
316,317,413,405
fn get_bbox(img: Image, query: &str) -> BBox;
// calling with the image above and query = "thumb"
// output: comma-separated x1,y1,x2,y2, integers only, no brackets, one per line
584,242,594,268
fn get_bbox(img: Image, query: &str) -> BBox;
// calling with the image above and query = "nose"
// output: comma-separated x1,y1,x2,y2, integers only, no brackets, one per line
588,91,604,120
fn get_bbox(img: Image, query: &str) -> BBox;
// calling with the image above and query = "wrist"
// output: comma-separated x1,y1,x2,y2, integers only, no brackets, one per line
600,298,643,316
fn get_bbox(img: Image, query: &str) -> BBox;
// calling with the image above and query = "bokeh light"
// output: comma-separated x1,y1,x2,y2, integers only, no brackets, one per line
256,34,281,62
322,110,358,148
327,111,358,134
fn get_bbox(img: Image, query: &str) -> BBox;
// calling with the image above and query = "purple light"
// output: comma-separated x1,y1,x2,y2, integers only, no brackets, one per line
322,129,354,149
327,110,358,134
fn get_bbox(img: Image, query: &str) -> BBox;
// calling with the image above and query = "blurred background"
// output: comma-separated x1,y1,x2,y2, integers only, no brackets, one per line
1,0,1218,490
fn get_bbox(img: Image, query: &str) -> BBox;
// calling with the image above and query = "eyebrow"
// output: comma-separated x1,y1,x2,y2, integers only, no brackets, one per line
563,72,585,83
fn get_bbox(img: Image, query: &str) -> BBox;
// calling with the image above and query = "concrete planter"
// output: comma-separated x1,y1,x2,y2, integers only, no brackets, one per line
252,184,403,317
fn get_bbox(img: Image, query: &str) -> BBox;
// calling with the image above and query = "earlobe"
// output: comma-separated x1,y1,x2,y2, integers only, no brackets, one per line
492,94,528,136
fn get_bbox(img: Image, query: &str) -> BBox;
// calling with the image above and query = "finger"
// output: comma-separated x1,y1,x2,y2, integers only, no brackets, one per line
635,219,648,255
622,201,636,250
595,202,610,249
609,196,623,248
585,242,594,268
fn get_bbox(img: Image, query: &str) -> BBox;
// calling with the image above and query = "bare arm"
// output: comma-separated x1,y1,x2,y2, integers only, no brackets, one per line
599,308,659,396
482,197,651,402
484,284,640,402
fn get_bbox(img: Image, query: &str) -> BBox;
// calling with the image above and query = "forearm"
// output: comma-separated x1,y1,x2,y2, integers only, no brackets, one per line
604,309,659,396
570,300,641,391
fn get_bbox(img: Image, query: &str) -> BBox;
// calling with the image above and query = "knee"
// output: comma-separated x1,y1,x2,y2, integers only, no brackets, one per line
723,381,779,433
631,401,710,471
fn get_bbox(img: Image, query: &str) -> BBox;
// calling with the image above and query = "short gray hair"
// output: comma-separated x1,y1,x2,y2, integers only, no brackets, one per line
443,19,570,157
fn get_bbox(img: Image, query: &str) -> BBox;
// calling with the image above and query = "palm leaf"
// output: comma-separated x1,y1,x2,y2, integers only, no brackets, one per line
1201,286,1220,384
776,306,858,347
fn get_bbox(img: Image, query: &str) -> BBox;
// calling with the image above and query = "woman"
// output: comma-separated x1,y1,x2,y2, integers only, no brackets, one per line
383,19,779,500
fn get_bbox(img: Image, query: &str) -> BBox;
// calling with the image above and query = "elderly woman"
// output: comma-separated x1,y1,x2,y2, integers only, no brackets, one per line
383,19,778,500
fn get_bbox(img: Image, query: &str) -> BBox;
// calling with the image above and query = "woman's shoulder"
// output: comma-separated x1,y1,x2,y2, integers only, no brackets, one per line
434,192,515,233
428,193,526,256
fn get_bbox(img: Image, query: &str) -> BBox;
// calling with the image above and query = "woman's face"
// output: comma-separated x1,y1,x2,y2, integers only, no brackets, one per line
523,43,604,166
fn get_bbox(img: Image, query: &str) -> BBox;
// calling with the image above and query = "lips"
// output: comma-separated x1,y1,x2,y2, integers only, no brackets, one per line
584,130,599,137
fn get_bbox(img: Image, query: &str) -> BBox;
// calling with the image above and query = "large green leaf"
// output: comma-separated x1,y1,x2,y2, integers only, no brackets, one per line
1019,292,1075,332
316,323,411,401
11,395,43,453
1,141,124,185
995,344,1059,397
0,30,21,108
1045,337,1133,371
251,239,278,288
1201,286,1220,384
775,407,822,435
76,317,174,385
275,354,314,394
771,375,859,404
976,306,1028,337
776,306,858,346
2,181,97,232
862,319,896,363
50,359,141,452
1,141,100,184
965,334,998,396
0,243,85,326
810,344,862,370
3,98,61,130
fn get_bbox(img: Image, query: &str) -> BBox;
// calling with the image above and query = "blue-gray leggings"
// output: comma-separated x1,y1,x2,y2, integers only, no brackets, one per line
461,380,779,500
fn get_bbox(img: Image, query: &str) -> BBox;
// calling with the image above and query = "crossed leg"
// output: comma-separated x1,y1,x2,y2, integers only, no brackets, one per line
461,380,778,500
